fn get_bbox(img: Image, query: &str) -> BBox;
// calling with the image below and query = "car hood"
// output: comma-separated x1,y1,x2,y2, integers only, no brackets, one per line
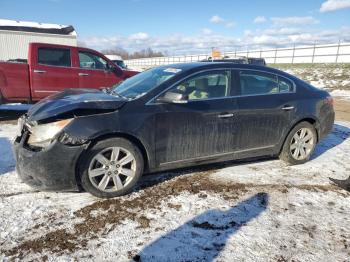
27,89,127,122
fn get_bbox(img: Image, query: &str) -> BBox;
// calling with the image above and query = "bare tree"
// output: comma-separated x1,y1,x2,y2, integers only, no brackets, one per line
101,46,165,59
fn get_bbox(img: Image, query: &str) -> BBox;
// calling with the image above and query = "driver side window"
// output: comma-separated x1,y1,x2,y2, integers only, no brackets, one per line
79,51,109,70
170,70,231,101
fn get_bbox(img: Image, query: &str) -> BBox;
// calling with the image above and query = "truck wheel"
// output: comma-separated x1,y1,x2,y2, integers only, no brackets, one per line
80,137,144,198
0,91,3,104
279,121,317,165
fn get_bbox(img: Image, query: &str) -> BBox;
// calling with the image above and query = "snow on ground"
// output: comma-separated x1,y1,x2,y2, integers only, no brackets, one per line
331,89,350,101
278,64,350,92
0,122,350,261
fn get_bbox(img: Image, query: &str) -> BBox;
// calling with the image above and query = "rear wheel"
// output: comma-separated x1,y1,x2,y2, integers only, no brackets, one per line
280,122,317,165
80,138,144,198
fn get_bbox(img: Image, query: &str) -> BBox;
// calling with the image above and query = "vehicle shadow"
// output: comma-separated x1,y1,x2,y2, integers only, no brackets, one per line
134,192,269,262
311,123,350,159
0,137,16,175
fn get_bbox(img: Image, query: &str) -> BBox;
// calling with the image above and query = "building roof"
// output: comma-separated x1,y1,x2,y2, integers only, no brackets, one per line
0,19,76,36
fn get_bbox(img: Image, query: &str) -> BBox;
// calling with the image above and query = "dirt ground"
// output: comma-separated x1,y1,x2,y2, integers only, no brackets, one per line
334,98,350,122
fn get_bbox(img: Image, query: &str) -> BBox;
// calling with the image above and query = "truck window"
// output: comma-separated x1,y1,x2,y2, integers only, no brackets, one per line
79,51,108,70
38,48,71,67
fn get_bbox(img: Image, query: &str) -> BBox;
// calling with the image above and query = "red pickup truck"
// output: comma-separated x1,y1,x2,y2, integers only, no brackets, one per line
0,43,138,104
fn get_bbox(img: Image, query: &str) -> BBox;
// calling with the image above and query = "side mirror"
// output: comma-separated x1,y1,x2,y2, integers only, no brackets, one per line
157,91,188,104
109,64,123,77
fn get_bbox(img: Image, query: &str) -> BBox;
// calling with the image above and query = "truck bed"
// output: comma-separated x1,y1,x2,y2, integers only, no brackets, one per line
0,62,31,102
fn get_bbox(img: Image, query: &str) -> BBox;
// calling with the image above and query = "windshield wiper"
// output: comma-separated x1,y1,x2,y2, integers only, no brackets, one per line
110,89,128,100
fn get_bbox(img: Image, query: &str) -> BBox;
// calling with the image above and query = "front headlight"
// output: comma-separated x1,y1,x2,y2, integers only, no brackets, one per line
27,119,73,148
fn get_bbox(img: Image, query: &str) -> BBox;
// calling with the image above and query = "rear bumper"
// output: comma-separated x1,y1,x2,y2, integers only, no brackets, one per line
319,110,335,140
13,132,85,191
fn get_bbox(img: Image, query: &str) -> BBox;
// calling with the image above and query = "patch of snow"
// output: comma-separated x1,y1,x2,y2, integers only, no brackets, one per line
331,89,350,101
0,122,349,261
0,19,76,35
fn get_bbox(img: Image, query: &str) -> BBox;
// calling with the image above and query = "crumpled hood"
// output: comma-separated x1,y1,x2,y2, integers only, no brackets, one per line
28,89,127,122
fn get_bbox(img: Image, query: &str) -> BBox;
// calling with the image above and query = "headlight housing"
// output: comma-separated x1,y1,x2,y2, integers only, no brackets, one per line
27,119,73,148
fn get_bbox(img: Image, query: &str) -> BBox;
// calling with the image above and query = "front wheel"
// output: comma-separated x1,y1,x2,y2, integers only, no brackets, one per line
80,138,144,198
279,122,317,165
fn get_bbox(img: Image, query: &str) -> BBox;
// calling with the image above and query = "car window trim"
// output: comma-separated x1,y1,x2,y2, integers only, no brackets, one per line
147,67,296,105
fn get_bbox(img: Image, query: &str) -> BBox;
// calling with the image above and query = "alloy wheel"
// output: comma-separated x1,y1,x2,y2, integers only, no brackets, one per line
289,127,315,160
88,147,136,192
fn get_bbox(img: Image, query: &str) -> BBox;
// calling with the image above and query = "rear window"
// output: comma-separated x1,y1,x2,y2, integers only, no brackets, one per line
38,48,71,67
239,70,294,95
239,70,279,95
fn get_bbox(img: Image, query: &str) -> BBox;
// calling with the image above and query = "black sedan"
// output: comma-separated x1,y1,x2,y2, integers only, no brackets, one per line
14,62,335,198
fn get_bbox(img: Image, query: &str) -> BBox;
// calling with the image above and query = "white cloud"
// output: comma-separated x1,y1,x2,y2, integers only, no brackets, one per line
210,15,224,23
81,27,350,55
271,16,319,26
253,16,267,24
225,22,235,28
128,32,149,41
320,0,350,12
201,28,213,35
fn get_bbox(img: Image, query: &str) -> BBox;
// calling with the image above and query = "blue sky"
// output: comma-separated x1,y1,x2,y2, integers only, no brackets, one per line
1,0,350,54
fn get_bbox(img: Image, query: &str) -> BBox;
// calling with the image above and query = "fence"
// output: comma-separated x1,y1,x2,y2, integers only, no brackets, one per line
125,42,350,69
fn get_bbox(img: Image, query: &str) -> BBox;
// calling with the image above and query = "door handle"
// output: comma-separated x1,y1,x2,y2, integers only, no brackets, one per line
79,73,89,77
281,105,294,111
33,70,46,74
218,113,234,118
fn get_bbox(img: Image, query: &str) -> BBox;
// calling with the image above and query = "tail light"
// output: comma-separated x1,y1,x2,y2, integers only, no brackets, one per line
325,96,334,106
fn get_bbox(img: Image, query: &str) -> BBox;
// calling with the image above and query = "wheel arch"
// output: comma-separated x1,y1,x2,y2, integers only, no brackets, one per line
278,117,320,155
75,132,151,191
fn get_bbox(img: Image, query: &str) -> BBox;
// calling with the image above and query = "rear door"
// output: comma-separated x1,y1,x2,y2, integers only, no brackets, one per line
77,51,122,89
30,46,79,100
234,69,296,152
152,69,240,165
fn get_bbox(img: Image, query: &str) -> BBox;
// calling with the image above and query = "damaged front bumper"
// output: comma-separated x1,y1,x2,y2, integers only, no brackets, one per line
13,131,86,191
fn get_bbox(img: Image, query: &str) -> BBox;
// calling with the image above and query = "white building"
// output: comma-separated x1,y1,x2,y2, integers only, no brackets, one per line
0,19,77,61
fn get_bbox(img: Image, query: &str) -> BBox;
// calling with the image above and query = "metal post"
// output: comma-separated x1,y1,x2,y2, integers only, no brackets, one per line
274,47,277,64
260,49,262,58
335,39,341,63
311,42,316,63
291,44,296,64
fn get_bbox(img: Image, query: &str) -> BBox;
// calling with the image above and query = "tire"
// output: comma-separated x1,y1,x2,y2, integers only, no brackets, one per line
279,121,317,165
80,137,144,198
0,91,4,104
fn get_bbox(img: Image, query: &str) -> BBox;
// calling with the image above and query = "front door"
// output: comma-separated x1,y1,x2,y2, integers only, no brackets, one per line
77,51,121,89
153,69,239,165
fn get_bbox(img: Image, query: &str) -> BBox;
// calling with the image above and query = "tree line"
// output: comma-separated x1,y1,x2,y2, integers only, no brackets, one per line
101,47,165,59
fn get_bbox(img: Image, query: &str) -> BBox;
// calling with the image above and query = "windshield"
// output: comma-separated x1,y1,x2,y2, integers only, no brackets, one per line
111,67,181,99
